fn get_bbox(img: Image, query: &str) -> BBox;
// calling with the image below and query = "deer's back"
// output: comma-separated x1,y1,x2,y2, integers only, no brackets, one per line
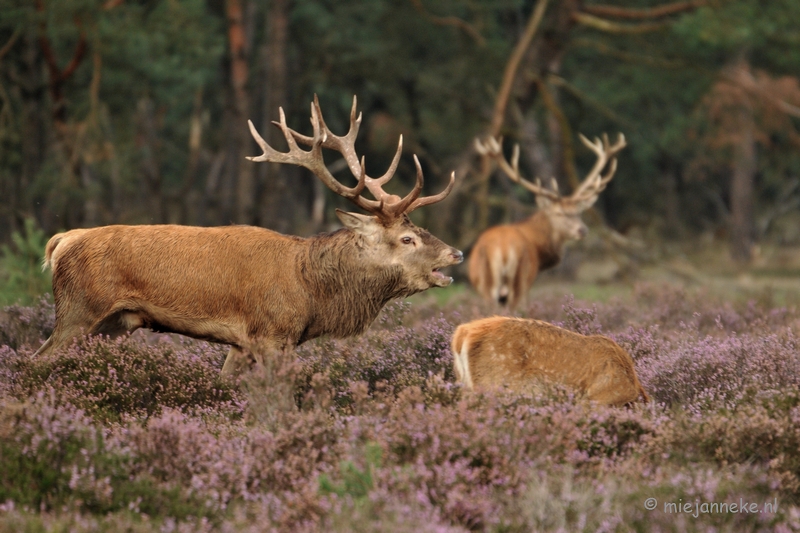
452,317,645,405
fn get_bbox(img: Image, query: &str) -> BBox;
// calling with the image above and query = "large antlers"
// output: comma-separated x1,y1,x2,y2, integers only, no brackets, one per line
571,133,627,205
475,132,627,208
248,95,455,221
474,136,562,202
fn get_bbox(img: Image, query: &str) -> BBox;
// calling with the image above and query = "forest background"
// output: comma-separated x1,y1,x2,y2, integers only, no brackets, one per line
1,0,800,303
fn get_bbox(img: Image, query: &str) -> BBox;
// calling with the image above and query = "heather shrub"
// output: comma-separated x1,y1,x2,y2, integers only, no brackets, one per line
5,334,243,421
646,396,800,498
502,467,626,532
0,507,167,533
501,463,789,533
0,295,55,350
558,294,604,335
320,496,465,533
0,282,798,530
296,314,456,410
0,395,106,510
118,405,345,527
633,329,800,411
318,440,382,500
0,394,211,519
242,347,302,430
335,388,657,530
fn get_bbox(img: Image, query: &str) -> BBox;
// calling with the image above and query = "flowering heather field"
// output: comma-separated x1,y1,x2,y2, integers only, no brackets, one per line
1,283,800,532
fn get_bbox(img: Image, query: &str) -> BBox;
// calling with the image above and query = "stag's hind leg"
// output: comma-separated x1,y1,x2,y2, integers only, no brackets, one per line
34,307,142,358
468,242,493,302
33,321,93,357
88,310,144,338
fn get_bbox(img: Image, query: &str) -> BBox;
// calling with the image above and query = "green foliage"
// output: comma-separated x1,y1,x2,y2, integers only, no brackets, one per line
319,441,383,500
3,0,800,244
0,219,51,306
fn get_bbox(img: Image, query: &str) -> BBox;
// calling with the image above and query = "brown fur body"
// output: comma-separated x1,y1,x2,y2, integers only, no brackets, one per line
451,316,649,406
37,219,461,375
470,132,626,309
468,210,572,309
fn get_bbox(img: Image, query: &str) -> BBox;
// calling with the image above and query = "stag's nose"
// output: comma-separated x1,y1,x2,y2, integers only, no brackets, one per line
578,226,588,239
450,249,464,264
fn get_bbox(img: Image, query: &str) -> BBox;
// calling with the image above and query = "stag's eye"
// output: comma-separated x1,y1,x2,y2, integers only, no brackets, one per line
401,236,414,245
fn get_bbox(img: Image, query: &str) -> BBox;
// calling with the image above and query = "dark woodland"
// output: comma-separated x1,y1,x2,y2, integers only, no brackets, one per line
1,0,799,264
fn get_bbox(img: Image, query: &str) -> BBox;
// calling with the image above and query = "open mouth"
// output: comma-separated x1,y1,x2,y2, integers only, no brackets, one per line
431,267,453,285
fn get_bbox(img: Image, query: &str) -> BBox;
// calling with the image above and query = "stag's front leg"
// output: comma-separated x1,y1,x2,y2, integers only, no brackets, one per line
221,346,252,378
221,338,289,378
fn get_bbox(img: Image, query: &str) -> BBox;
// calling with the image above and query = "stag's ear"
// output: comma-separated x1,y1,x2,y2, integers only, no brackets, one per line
535,195,553,210
573,195,599,212
336,209,380,236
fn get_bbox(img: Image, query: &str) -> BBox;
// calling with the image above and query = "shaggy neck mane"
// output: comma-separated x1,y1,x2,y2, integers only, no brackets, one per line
524,211,563,271
297,229,407,343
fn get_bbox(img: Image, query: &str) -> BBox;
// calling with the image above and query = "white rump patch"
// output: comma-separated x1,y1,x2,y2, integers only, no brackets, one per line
490,247,516,303
453,341,474,390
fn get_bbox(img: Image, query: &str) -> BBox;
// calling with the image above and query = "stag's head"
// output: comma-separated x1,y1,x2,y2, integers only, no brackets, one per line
475,133,627,244
247,95,463,291
335,210,462,291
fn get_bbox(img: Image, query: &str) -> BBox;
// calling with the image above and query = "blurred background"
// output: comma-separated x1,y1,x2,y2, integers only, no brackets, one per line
1,0,800,304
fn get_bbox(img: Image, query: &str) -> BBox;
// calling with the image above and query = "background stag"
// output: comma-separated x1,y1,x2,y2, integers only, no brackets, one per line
468,133,626,308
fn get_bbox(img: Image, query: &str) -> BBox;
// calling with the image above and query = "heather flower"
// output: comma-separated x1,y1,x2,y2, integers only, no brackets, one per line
0,283,798,530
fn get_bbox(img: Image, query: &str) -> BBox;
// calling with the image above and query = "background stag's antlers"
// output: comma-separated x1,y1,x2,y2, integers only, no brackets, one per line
475,132,626,209
248,95,455,222
571,133,627,205
474,136,561,202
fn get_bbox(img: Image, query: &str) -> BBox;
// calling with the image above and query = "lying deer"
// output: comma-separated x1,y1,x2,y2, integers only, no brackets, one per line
451,316,649,406
469,133,626,308
35,96,463,376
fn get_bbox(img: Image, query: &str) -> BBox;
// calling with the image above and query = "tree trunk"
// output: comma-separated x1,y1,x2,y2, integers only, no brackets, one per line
225,0,255,224
256,0,294,233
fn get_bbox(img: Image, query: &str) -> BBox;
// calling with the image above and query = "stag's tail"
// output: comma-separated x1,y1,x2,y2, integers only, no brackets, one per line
42,229,89,272
42,234,65,272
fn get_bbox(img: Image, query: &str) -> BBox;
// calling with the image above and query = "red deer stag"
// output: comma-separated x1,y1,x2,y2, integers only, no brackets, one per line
34,96,463,376
469,133,626,308
451,316,649,406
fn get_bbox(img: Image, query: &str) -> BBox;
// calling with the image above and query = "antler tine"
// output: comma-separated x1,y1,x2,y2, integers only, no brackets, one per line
288,95,405,214
247,105,373,207
572,132,626,202
389,155,456,216
406,170,456,214
249,95,456,221
474,135,503,157
478,135,561,201
594,157,618,191
288,95,364,177
385,154,425,216
363,134,404,203
247,107,305,163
